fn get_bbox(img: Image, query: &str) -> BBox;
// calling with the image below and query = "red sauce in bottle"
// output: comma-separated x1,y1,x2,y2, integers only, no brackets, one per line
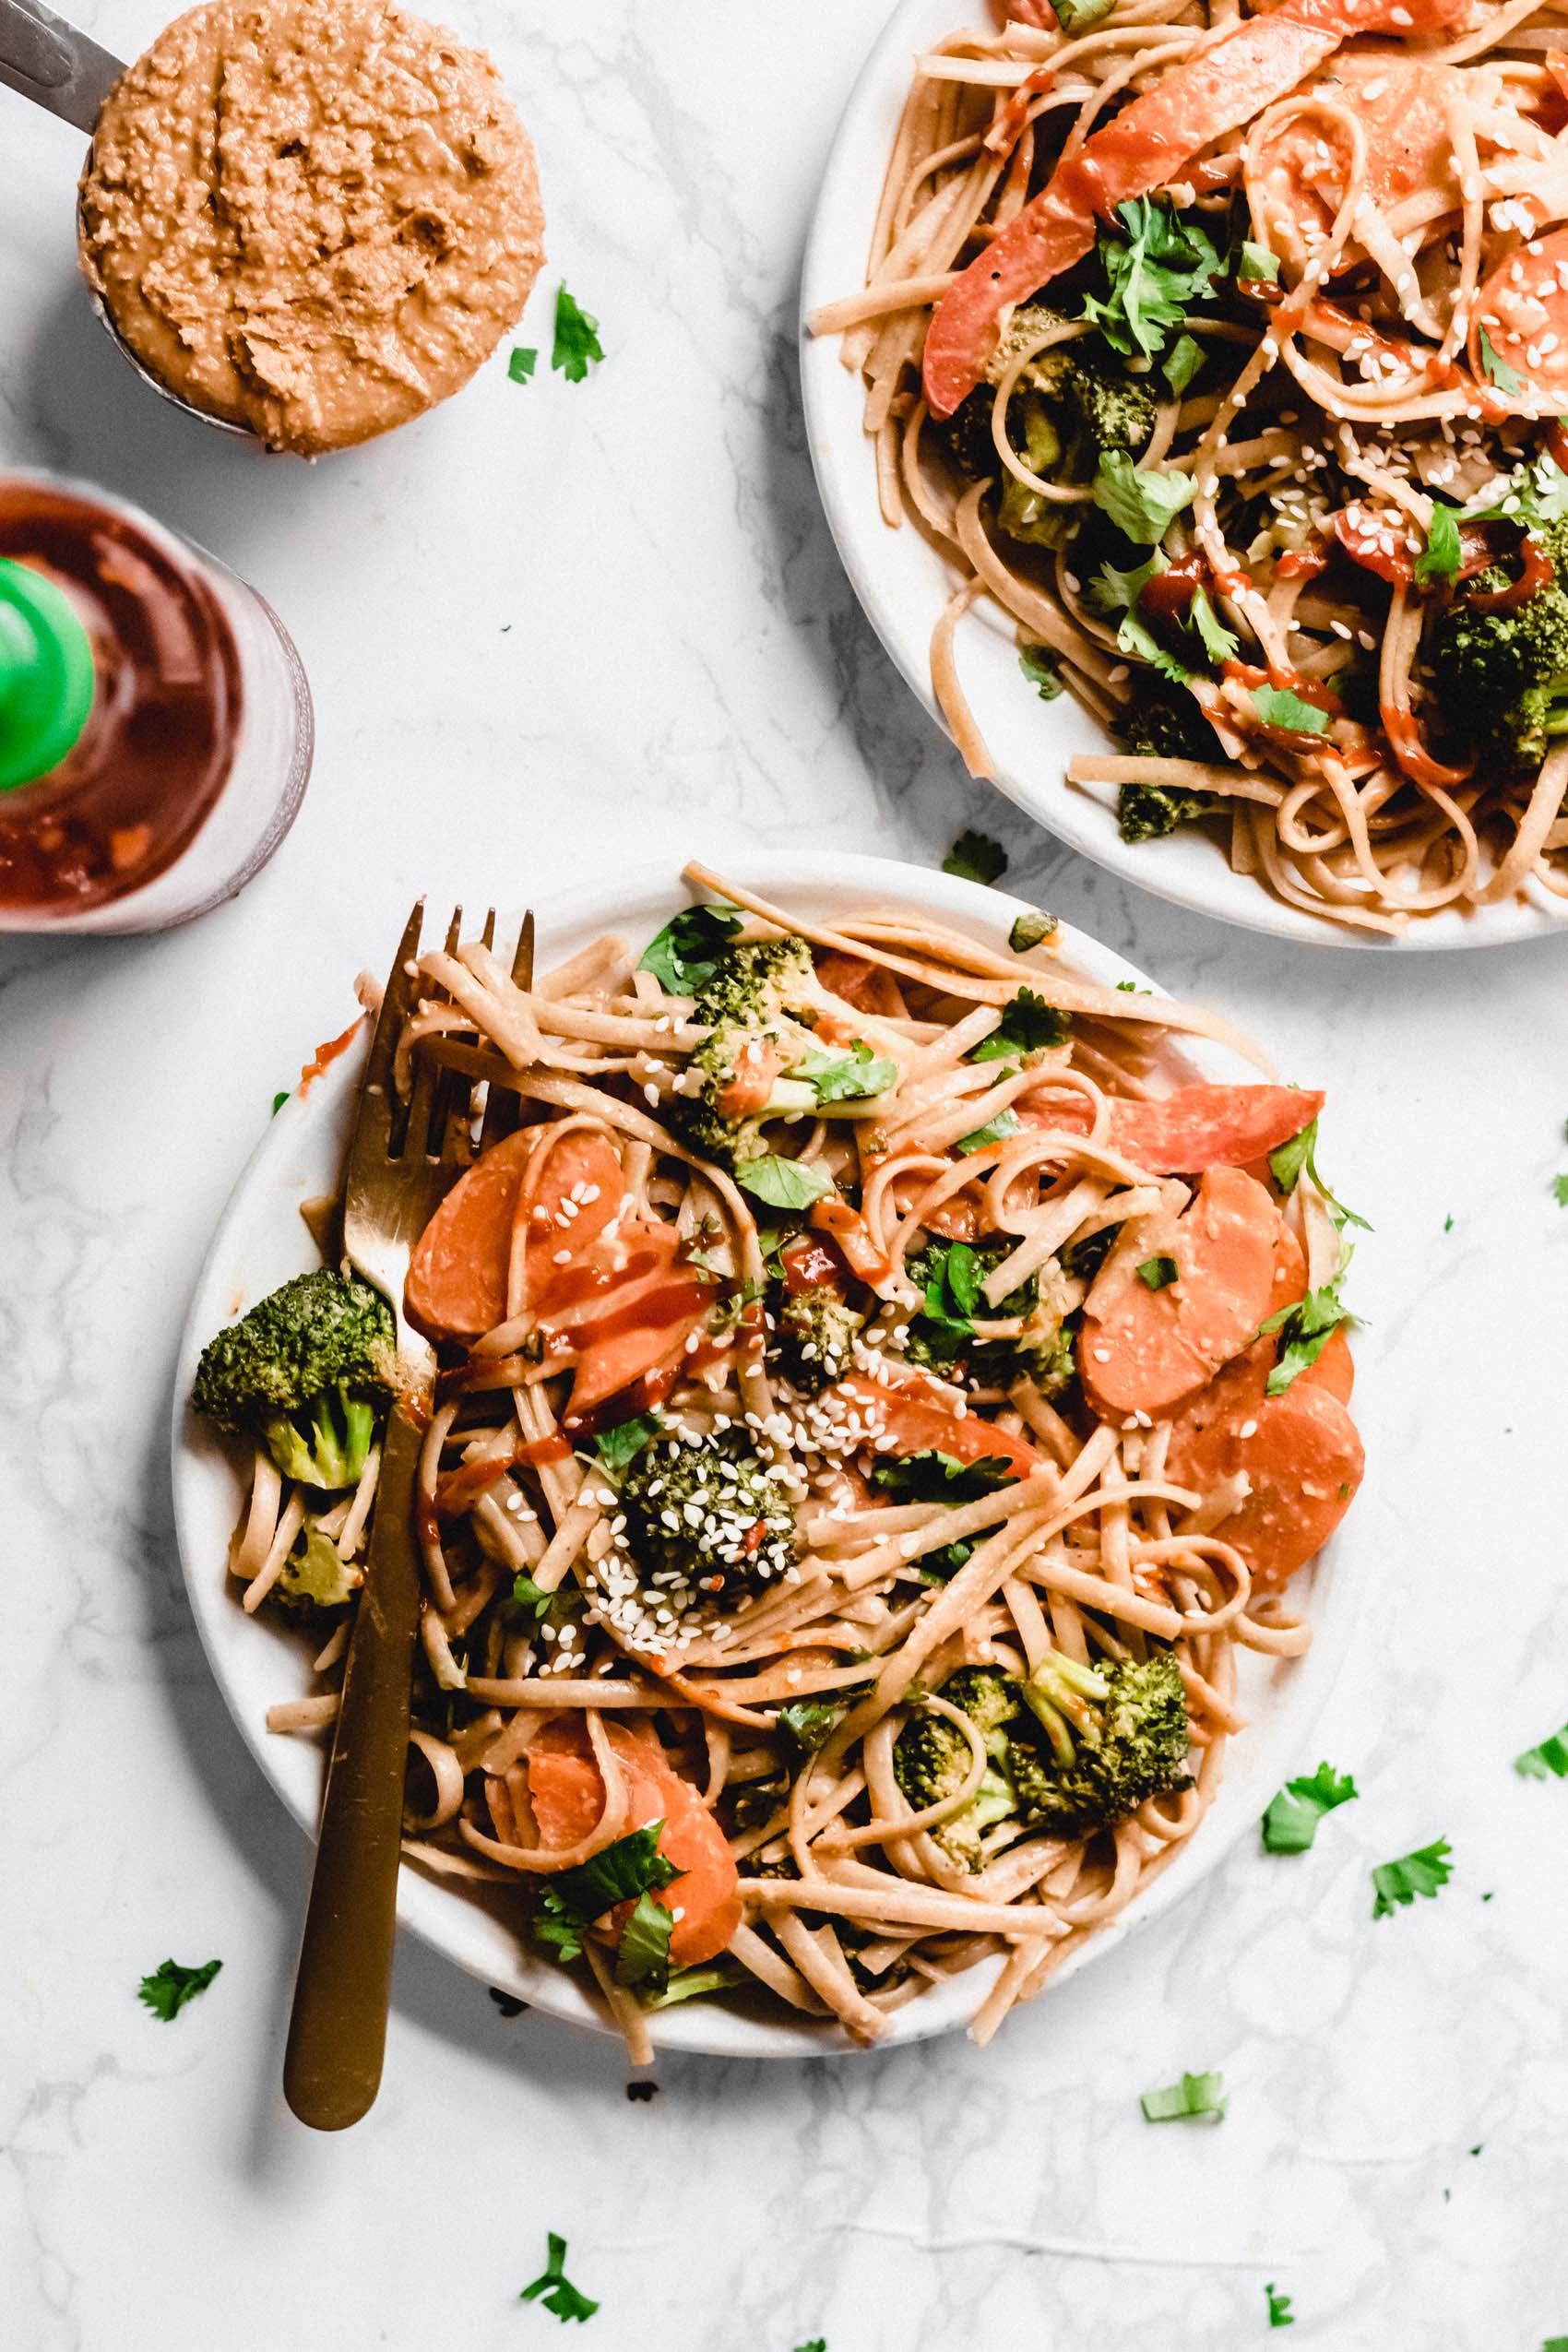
0,479,244,914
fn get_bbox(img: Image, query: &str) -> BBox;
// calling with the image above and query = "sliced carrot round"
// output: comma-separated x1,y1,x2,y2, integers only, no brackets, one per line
1170,1380,1364,1588
1248,59,1459,279
519,1128,630,1314
527,1715,742,1967
405,1129,534,1343
1110,1085,1323,1174
1079,1166,1289,1420
1470,223,1568,404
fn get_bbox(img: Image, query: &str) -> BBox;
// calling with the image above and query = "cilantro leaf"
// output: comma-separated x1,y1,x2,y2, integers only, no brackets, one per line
1163,332,1204,398
504,1573,556,1627
1114,608,1195,687
1083,196,1221,363
533,1823,679,1964
271,1089,289,1115
638,901,742,992
1266,1112,1371,1232
972,985,1069,1063
552,287,604,383
1552,1172,1568,1206
1048,0,1112,30
594,1413,661,1476
137,1957,221,2021
956,1110,1021,1153
1238,241,1280,284
1252,683,1331,737
1257,1270,1352,1395
736,1156,834,1210
1139,2068,1227,2122
776,1696,852,1755
1136,1254,1178,1291
1019,644,1063,700
1262,1761,1359,1854
508,346,539,384
1371,1837,1454,1918
1265,2283,1296,2329
1515,1718,1568,1779
614,1891,674,1992
1188,584,1239,667
520,2233,599,2323
1088,550,1167,614
1092,449,1195,544
871,1450,1018,1504
644,1959,748,2009
1478,326,1522,397
1009,909,1057,952
943,829,1008,885
1415,502,1462,592
797,1041,897,1103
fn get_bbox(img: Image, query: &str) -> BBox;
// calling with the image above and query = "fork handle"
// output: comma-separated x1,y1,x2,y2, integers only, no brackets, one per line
283,1397,425,2131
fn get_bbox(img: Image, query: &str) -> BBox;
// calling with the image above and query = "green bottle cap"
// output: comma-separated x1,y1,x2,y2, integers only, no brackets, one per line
0,556,96,791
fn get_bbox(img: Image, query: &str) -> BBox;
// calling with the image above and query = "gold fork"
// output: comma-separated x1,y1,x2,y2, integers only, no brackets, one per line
282,902,536,2129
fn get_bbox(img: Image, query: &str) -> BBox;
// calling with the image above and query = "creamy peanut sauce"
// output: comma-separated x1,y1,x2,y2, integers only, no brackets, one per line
77,0,545,455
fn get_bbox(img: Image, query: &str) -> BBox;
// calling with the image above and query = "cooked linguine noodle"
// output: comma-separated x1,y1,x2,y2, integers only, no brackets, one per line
213,869,1363,2051
810,0,1568,933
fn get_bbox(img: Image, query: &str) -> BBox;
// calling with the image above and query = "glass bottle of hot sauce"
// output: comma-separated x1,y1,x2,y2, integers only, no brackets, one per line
0,472,313,932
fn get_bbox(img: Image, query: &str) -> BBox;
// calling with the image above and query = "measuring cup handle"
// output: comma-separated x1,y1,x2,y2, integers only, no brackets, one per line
0,0,124,133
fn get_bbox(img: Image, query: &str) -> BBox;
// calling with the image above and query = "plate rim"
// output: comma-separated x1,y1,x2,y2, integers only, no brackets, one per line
796,0,1568,954
169,847,1367,2059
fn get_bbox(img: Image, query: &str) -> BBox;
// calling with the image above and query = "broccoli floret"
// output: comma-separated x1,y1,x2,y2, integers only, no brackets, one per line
618,1429,797,1603
893,1666,1022,1870
276,1521,363,1612
903,1236,1070,1390
895,1654,1191,1867
1110,683,1225,843
768,1281,864,1393
1433,529,1568,771
193,1269,397,1490
942,309,1157,549
673,935,826,1170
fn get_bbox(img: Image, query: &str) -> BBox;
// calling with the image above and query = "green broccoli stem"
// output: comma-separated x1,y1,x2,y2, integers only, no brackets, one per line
1019,1650,1111,1761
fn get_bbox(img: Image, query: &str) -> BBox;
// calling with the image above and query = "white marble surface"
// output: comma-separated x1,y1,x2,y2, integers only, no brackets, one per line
3,5,1568,2346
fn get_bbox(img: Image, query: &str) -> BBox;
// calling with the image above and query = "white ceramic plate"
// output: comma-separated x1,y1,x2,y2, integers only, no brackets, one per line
799,0,1568,951
171,850,1364,2057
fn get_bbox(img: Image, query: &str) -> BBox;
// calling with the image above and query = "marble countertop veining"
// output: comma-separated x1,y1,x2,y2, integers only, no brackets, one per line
4,6,1568,2348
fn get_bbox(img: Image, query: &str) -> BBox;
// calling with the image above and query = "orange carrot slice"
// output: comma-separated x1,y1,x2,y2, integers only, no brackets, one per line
527,1715,742,1966
1470,221,1568,404
1170,1380,1364,1587
405,1129,535,1342
828,1371,1043,1479
1110,1084,1323,1174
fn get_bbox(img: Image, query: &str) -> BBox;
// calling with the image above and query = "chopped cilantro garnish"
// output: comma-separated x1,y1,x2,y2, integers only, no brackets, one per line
614,1891,674,1992
1267,1112,1370,1232
1265,2283,1296,2329
1115,608,1195,687
507,346,539,384
1188,584,1239,667
1238,241,1280,284
1047,0,1111,30
520,2233,599,2323
1163,332,1204,398
646,1959,748,2008
798,1040,897,1102
552,287,604,383
1136,1255,1178,1290
1088,549,1167,614
271,1089,289,1115
1257,1268,1352,1396
1552,1172,1568,1206
972,985,1069,1063
1415,502,1462,591
1092,449,1196,545
1019,643,1063,700
1115,980,1137,992
1009,909,1057,953
1140,2068,1227,2122
776,1695,852,1754
1262,1762,1359,1853
594,1413,661,1476
1515,1718,1568,1779
871,1449,1018,1504
1443,1213,1455,1232
736,1156,834,1210
1478,327,1522,398
1252,683,1331,737
1084,196,1221,364
943,828,1008,885
504,1573,556,1627
533,1824,678,1966
1371,1838,1453,1919
638,900,742,992
137,1957,221,2021
956,1110,1021,1153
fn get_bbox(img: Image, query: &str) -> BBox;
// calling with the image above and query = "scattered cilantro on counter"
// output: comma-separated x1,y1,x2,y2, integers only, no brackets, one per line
489,1986,528,2017
1371,1838,1453,1918
625,2080,659,2102
1514,1717,1568,1780
508,347,538,384
1262,1762,1358,1854
1552,1173,1568,1206
520,2233,599,2323
1140,2068,1227,2122
552,288,604,383
137,1957,221,2021
271,1090,289,1115
1265,2282,1296,2328
943,829,1007,885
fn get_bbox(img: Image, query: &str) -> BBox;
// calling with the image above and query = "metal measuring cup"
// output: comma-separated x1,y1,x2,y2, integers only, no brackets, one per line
0,0,255,438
